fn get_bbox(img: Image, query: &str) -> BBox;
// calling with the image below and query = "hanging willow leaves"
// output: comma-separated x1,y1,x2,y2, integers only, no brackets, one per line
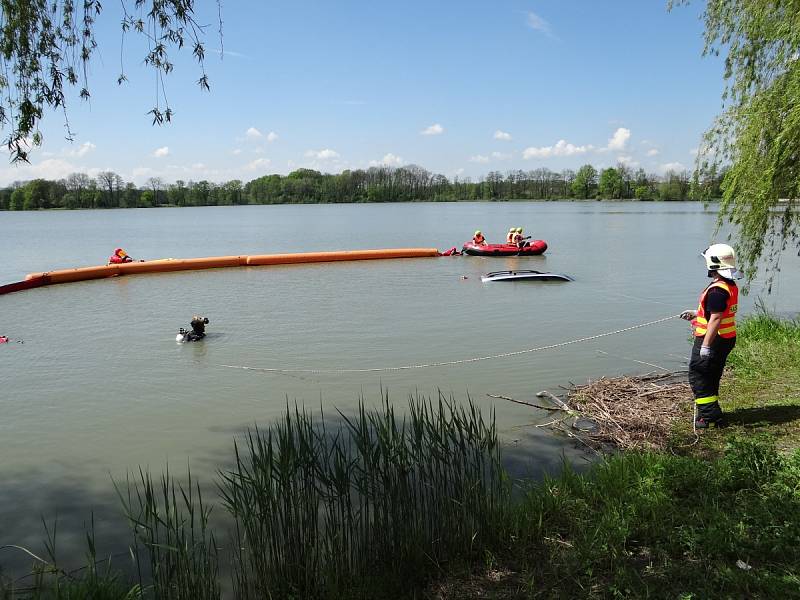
0,0,221,162
672,0,800,286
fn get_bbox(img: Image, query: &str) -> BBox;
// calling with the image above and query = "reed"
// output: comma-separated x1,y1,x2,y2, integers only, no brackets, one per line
3,392,504,599
116,467,219,600
218,391,507,598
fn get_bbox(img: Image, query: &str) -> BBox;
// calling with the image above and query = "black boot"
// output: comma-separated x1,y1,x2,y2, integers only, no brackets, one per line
695,400,724,428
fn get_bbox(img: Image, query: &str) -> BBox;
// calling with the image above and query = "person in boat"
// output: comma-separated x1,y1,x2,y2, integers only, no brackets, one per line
108,248,133,264
506,228,515,244
680,243,741,429
472,230,486,245
512,228,529,249
177,315,210,342
0,335,8,344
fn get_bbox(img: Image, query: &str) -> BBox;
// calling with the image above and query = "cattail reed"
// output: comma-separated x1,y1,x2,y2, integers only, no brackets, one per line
13,392,505,599
117,466,219,600
219,391,506,598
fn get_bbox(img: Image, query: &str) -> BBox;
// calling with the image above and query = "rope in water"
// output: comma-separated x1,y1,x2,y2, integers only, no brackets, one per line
217,313,683,375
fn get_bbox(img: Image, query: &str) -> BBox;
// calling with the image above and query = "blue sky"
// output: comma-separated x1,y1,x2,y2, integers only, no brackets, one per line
0,0,724,186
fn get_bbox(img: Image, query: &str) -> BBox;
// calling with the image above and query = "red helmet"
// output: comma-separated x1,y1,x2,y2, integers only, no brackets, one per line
115,248,124,254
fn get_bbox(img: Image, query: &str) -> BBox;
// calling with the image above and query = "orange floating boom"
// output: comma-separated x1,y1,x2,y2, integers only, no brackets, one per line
0,248,439,296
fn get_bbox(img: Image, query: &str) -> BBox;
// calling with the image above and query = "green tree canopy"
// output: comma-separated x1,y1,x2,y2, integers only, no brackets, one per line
0,1,218,162
674,0,800,284
598,168,624,199
571,164,598,199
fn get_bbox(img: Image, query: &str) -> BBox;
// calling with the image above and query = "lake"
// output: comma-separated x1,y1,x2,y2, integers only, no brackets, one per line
1,201,798,572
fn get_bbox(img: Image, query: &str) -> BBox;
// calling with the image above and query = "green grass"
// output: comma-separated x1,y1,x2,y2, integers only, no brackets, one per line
497,436,800,599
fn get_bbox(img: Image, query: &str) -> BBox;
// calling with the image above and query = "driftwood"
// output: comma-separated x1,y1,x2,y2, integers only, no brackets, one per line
490,371,693,452
486,393,571,412
563,371,693,451
535,390,576,414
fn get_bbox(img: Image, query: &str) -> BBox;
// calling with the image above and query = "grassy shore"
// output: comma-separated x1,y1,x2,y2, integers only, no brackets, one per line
2,314,799,599
694,311,800,454
437,311,800,598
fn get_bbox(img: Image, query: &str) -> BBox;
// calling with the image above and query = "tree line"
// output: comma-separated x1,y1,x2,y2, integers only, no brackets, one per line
0,163,724,211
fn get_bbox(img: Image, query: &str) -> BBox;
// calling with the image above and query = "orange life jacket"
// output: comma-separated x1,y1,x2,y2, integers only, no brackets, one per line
473,234,485,245
506,232,514,244
691,280,738,338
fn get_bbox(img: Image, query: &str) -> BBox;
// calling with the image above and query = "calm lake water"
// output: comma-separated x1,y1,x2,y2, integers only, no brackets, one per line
1,201,798,572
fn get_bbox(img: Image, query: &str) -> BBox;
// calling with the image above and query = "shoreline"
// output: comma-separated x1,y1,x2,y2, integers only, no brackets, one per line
0,197,711,213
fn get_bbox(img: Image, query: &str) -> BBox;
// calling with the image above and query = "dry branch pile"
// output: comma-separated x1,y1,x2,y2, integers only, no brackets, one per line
565,371,693,451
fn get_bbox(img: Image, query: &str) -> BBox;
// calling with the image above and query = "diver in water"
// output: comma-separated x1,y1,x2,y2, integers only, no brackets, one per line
177,315,210,342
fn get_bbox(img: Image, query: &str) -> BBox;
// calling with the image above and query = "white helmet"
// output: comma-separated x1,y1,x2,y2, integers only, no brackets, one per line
701,243,742,279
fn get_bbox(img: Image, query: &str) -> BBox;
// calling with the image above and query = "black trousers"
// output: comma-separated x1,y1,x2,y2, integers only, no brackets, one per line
688,335,736,417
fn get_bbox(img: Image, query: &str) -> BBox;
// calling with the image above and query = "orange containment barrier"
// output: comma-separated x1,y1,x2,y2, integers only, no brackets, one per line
0,248,439,296
246,248,438,266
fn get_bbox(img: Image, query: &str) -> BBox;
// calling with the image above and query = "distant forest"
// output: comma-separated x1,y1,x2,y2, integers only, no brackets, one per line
0,163,723,210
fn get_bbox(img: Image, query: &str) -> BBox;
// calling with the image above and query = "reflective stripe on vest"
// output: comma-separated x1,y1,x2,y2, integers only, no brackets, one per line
691,280,738,338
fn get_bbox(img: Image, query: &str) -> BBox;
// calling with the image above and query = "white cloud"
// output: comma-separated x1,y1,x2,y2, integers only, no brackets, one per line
246,158,272,170
68,141,96,157
191,162,206,170
617,155,639,167
454,168,465,176
421,123,444,136
526,11,554,37
245,127,263,139
210,48,251,59
266,131,279,143
689,147,699,156
492,151,512,160
523,139,593,159
304,148,339,160
369,153,404,167
606,127,630,151
0,158,78,183
232,148,242,155
153,146,170,158
646,148,660,157
254,147,265,154
132,166,154,178
469,154,490,163
494,130,512,141
661,161,686,173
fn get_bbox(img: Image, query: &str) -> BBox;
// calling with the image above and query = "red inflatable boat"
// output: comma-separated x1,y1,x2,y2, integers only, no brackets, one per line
462,240,547,256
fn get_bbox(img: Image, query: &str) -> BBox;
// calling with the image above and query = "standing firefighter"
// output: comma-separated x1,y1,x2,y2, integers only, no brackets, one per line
680,243,742,428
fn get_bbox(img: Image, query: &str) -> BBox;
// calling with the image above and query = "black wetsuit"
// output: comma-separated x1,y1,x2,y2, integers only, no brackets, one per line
189,319,206,340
